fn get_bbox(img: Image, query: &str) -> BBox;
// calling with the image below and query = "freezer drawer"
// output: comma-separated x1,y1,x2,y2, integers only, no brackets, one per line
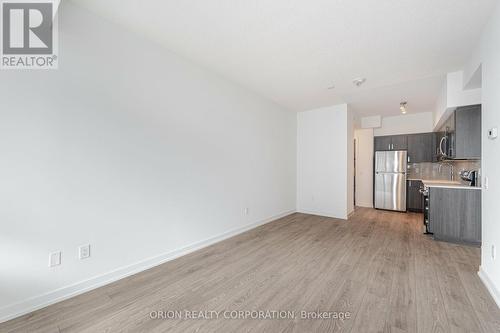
375,172,407,211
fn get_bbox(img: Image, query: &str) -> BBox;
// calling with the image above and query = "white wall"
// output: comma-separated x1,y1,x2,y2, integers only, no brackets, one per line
361,115,381,129
354,129,374,208
0,3,296,321
434,82,449,130
374,112,434,136
446,71,482,110
297,104,351,219
474,2,500,308
434,71,482,129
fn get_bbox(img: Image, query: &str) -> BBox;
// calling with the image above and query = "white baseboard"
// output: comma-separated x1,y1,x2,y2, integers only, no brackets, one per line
0,210,295,323
355,202,373,208
478,266,500,309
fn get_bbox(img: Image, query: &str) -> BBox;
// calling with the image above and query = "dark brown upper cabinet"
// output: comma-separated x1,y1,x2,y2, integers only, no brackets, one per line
455,105,481,159
374,135,407,151
391,135,408,150
438,105,481,160
374,136,392,151
407,133,434,163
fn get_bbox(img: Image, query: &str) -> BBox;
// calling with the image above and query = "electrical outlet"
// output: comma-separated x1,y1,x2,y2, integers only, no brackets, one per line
492,245,496,260
243,208,249,215
488,127,498,139
79,244,91,260
484,176,489,190
49,251,61,267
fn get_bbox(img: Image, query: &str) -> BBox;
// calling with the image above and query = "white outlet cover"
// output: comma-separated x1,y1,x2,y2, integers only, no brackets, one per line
488,127,498,140
493,245,496,260
49,251,61,267
79,244,91,259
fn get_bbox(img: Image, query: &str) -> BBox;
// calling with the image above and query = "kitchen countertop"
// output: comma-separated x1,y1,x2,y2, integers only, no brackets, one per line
407,178,482,190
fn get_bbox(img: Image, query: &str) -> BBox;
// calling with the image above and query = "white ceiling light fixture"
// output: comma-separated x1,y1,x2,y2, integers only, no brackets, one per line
400,101,408,114
353,78,366,87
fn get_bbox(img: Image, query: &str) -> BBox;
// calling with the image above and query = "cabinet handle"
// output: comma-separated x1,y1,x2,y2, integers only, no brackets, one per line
408,156,410,163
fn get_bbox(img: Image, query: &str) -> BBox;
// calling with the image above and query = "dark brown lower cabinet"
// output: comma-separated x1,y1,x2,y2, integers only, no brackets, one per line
428,187,481,246
407,180,423,212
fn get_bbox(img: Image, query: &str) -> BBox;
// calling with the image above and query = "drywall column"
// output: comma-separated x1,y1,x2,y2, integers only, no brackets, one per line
347,107,354,215
297,104,352,219
475,2,500,308
354,128,374,207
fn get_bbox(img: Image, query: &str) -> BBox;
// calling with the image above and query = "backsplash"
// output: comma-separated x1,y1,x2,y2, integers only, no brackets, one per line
408,160,481,185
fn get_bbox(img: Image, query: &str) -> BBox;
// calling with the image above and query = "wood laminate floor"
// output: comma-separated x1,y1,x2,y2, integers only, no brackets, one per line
2,208,500,332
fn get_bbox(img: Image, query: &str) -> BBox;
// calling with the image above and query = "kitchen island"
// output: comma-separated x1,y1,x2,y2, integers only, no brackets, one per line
426,183,481,246
406,178,481,246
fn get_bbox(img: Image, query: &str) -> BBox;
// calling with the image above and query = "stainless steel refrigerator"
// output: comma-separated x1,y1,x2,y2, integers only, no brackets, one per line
374,151,407,211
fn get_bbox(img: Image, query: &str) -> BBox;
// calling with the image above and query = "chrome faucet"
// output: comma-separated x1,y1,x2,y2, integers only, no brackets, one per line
438,161,455,181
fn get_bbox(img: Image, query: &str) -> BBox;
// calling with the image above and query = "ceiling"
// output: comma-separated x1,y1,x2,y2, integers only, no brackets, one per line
70,0,496,116
344,75,444,118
